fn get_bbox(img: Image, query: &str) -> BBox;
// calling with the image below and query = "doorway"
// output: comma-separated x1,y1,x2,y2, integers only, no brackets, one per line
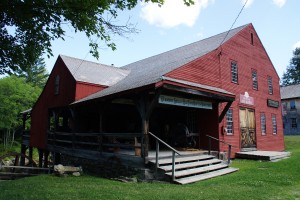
239,108,256,149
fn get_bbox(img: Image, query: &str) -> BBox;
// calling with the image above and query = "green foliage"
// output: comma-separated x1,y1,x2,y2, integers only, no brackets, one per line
281,47,300,86
0,75,41,148
0,0,194,75
0,136,299,199
16,57,49,89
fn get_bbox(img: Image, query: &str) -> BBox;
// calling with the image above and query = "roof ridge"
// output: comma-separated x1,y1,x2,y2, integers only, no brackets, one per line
122,23,249,68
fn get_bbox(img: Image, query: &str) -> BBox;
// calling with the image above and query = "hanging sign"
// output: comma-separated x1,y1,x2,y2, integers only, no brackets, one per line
240,92,254,105
158,95,212,109
267,99,279,108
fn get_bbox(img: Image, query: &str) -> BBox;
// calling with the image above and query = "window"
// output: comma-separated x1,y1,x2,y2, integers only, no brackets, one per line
231,62,238,83
272,114,277,135
291,118,297,128
252,70,258,90
226,109,233,135
55,75,60,95
290,100,296,110
260,113,266,135
268,76,273,94
251,33,254,45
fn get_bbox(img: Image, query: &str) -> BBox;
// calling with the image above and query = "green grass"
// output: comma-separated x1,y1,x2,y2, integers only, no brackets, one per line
1,136,300,200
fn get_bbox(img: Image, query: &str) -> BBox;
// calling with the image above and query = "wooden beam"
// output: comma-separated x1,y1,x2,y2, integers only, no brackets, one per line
162,84,235,102
218,101,233,123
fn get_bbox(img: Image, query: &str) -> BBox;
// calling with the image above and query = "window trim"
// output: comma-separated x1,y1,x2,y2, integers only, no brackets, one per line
268,76,273,95
260,113,266,135
252,69,258,90
231,61,238,84
271,114,277,135
55,75,60,95
291,118,297,129
226,108,233,135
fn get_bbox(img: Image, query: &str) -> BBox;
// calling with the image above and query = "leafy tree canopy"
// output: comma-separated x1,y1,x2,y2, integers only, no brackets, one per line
0,75,41,142
0,0,194,75
281,47,300,86
16,57,49,89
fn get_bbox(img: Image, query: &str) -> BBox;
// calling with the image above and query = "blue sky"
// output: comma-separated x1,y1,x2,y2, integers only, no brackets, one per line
43,0,300,78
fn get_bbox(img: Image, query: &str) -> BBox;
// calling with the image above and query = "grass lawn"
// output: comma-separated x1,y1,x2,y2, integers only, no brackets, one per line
1,136,300,200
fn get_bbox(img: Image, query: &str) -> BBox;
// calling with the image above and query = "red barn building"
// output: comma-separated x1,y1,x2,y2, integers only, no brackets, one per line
25,23,284,183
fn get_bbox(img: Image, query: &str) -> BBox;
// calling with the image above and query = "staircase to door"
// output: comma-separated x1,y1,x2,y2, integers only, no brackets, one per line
148,153,238,184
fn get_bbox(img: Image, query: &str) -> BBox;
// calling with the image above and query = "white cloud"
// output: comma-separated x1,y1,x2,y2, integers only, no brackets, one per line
242,0,254,8
140,0,213,29
273,0,286,8
293,40,300,49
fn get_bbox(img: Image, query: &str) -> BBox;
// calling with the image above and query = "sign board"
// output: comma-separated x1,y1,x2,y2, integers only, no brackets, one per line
158,95,212,110
267,99,279,108
240,92,254,105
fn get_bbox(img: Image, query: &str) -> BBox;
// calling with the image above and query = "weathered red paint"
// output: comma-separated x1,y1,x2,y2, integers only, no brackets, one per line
166,24,284,156
30,56,104,149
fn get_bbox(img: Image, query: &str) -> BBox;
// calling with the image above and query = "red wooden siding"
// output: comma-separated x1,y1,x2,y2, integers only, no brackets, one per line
30,57,77,149
165,24,284,156
75,82,106,101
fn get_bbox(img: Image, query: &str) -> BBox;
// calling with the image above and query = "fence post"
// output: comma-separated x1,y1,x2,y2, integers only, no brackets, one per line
155,140,159,173
228,145,232,164
172,151,176,182
208,136,211,155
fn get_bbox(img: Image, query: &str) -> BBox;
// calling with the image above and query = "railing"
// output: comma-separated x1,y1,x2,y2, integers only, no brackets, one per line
206,135,234,164
47,131,142,156
148,132,181,182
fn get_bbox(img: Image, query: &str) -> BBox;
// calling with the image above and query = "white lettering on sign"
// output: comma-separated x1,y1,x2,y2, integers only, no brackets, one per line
158,95,212,109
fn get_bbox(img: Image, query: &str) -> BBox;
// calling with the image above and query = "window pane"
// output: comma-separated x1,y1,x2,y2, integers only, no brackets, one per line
290,100,296,110
260,113,266,135
252,70,258,90
226,109,233,135
272,114,277,134
231,62,238,83
268,76,273,94
291,118,297,128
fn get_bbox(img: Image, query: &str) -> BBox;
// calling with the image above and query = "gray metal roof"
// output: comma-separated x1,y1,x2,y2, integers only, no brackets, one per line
60,55,129,86
280,84,300,100
75,24,249,104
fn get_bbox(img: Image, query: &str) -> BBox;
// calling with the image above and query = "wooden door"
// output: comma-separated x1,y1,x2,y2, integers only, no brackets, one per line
239,108,256,148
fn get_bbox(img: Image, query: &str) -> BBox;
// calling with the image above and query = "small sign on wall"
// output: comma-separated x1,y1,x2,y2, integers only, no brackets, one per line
267,99,279,108
158,95,212,109
240,92,254,105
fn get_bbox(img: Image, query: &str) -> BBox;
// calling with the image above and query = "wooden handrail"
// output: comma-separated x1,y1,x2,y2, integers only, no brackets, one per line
206,134,234,164
148,132,180,182
148,132,181,155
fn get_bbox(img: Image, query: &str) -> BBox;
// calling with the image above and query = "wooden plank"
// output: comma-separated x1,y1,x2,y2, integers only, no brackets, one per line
175,167,239,184
166,163,228,177
159,158,222,172
149,155,214,165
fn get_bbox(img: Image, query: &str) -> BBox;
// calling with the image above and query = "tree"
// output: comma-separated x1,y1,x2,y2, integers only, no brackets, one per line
0,75,41,149
281,47,300,86
0,0,193,75
17,57,49,89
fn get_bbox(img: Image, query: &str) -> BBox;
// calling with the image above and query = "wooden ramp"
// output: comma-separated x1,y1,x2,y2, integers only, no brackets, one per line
148,154,238,184
236,151,291,162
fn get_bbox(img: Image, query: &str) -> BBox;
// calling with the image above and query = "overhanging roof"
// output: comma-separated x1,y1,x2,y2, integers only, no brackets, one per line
74,24,249,104
280,84,300,100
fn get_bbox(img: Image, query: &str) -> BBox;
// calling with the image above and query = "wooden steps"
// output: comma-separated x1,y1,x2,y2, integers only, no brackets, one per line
148,154,238,184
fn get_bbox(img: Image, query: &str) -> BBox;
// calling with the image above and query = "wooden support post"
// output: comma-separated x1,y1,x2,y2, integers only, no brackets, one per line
38,149,43,168
172,151,176,182
20,144,27,166
28,147,33,161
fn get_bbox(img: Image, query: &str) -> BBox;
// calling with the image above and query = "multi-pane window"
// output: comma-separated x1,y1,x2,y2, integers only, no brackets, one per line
291,118,297,128
55,75,60,95
290,100,296,110
272,114,277,134
260,113,266,135
231,62,238,83
252,70,258,90
268,76,273,94
226,109,233,135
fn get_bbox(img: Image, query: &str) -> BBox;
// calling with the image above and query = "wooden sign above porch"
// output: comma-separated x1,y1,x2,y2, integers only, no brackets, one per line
158,95,212,109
